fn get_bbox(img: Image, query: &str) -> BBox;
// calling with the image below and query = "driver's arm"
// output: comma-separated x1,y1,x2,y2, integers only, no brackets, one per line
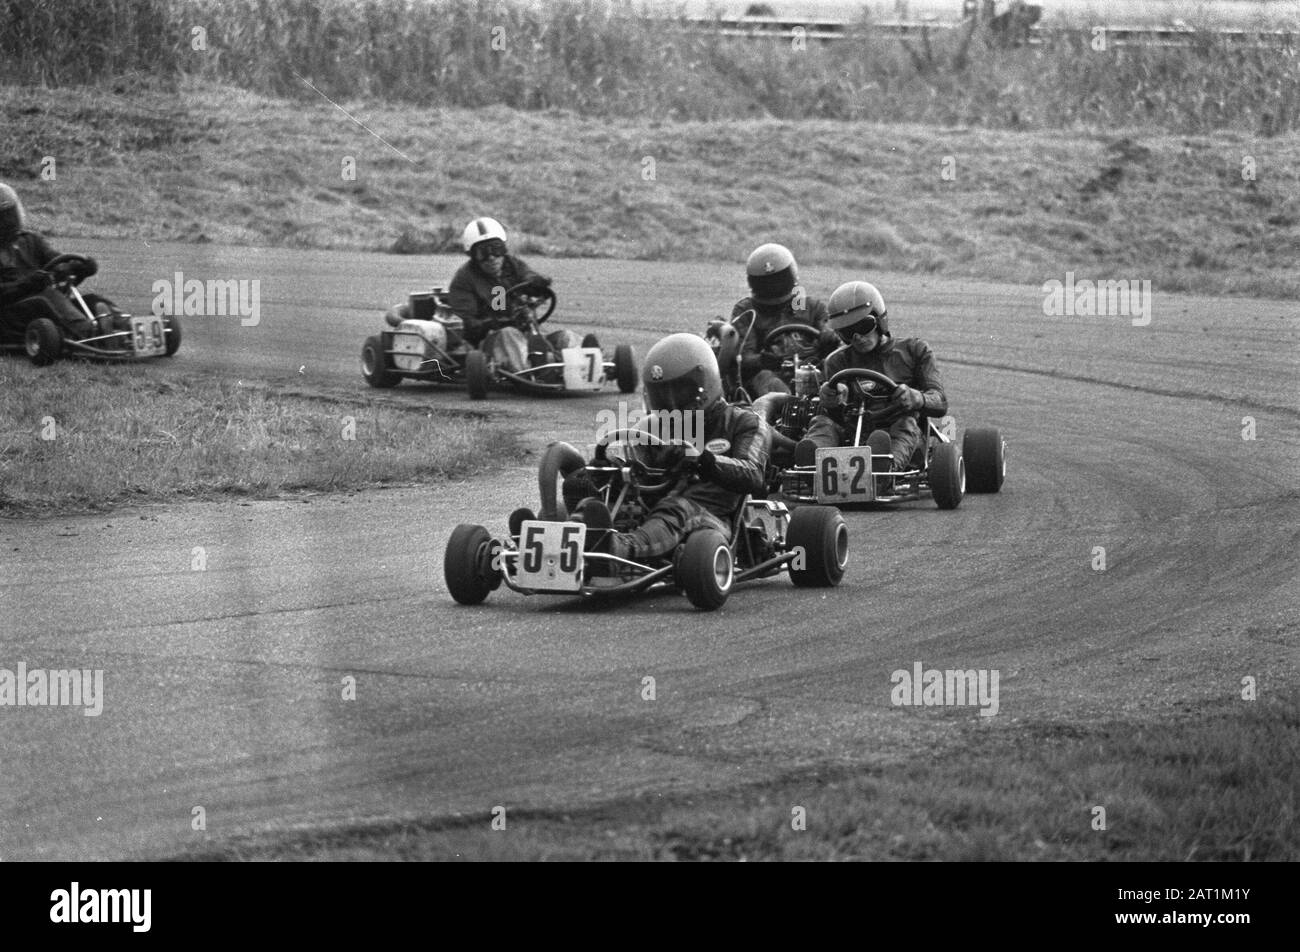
447,267,498,339
699,411,768,495
510,257,551,293
908,340,948,416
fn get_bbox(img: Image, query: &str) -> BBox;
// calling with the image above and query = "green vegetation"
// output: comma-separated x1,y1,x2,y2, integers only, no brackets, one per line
2,0,1296,133
173,692,1300,860
0,360,515,513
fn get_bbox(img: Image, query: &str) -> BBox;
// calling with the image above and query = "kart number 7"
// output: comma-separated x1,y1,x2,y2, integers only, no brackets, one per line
515,521,586,591
814,447,874,503
561,347,604,390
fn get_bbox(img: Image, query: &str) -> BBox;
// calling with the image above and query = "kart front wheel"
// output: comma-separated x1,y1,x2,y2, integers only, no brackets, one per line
466,350,490,400
929,442,965,510
24,318,61,366
676,529,733,611
445,524,503,605
163,315,182,356
361,335,399,388
614,344,638,393
787,505,848,587
963,426,1005,493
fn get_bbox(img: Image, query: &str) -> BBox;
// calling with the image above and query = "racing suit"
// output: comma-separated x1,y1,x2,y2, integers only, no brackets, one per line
446,254,579,370
0,232,99,338
730,291,835,397
573,403,770,562
803,335,947,469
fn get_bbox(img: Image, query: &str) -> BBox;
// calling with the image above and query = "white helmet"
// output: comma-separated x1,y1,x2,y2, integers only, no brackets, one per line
461,217,508,255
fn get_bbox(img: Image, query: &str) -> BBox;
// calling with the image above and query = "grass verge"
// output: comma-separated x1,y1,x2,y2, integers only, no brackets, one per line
172,692,1298,861
0,359,516,514
3,84,1298,299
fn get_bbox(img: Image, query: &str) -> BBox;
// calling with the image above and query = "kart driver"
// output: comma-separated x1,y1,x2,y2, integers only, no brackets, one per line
0,183,103,338
795,280,947,470
730,243,838,397
446,216,583,372
553,333,770,563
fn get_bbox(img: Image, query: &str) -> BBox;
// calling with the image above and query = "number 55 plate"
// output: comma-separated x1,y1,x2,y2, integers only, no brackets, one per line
515,521,586,591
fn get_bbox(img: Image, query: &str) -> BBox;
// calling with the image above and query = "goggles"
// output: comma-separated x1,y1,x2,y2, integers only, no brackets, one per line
473,239,507,261
834,314,878,343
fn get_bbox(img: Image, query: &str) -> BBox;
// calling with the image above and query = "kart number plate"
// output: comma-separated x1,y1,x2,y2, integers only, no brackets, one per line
515,521,585,592
130,316,166,357
393,332,426,372
813,447,874,503
561,348,604,390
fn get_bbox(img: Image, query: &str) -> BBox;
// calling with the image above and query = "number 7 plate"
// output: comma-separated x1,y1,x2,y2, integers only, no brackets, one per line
813,446,875,503
514,521,586,591
561,347,604,390
130,315,166,357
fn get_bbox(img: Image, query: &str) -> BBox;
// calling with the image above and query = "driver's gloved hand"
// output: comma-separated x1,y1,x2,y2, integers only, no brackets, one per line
82,256,98,279
759,350,784,371
817,328,840,352
524,275,551,293
892,385,925,412
19,271,52,294
818,381,848,409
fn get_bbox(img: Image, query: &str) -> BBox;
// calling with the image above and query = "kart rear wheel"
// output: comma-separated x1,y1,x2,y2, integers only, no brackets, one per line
929,442,965,510
676,529,733,611
466,349,490,400
614,344,638,393
24,318,61,366
963,426,1005,493
445,524,502,605
787,505,848,587
361,335,399,388
164,315,182,356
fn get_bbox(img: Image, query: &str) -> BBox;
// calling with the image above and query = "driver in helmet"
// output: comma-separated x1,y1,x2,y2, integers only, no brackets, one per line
729,243,837,397
795,280,947,471
553,333,769,564
0,183,102,338
446,216,583,371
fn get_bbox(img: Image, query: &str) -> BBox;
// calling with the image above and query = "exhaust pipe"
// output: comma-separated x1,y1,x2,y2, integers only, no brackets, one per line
537,440,587,520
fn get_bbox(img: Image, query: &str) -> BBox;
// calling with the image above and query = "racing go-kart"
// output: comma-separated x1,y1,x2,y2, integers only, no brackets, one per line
775,368,1006,510
704,308,826,405
0,254,180,366
361,281,638,399
444,429,849,611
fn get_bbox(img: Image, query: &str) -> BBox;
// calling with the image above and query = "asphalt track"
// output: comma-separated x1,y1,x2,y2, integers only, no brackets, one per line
1,240,1296,860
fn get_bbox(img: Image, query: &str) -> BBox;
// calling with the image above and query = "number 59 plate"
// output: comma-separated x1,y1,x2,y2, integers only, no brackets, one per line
514,521,586,591
813,447,875,503
130,316,166,357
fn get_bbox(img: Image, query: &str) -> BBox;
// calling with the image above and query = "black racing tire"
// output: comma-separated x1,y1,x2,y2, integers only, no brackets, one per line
787,505,848,587
675,529,733,611
164,315,182,356
614,344,638,394
963,426,1005,493
361,335,399,388
929,441,965,510
444,524,502,605
466,349,490,400
24,318,61,366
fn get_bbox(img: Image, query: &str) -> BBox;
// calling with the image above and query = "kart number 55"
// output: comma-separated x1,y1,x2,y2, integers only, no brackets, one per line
516,521,586,591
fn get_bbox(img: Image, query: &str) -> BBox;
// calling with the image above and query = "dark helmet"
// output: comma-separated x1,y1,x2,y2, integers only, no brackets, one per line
827,280,889,340
0,183,24,244
745,243,798,305
642,333,723,415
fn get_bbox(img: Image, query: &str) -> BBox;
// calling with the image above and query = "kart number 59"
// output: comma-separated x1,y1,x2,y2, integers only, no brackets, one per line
131,316,166,356
516,521,586,591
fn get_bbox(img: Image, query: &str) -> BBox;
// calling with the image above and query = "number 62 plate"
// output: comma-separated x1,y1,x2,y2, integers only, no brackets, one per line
514,521,586,591
813,447,875,503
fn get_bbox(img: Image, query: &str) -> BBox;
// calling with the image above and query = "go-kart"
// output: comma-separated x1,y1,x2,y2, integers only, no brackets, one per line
775,369,1006,510
444,429,849,611
704,308,826,405
0,254,180,366
361,281,638,399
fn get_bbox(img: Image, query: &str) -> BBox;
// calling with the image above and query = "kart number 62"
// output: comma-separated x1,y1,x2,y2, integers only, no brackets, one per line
515,521,587,591
814,447,874,503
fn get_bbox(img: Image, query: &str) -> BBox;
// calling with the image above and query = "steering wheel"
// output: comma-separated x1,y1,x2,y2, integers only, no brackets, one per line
760,323,822,360
595,428,701,492
827,367,900,403
503,280,557,325
43,253,95,288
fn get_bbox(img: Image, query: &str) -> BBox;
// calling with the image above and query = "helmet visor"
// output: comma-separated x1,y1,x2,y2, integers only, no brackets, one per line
645,366,707,413
472,239,507,261
748,267,795,303
834,314,878,343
